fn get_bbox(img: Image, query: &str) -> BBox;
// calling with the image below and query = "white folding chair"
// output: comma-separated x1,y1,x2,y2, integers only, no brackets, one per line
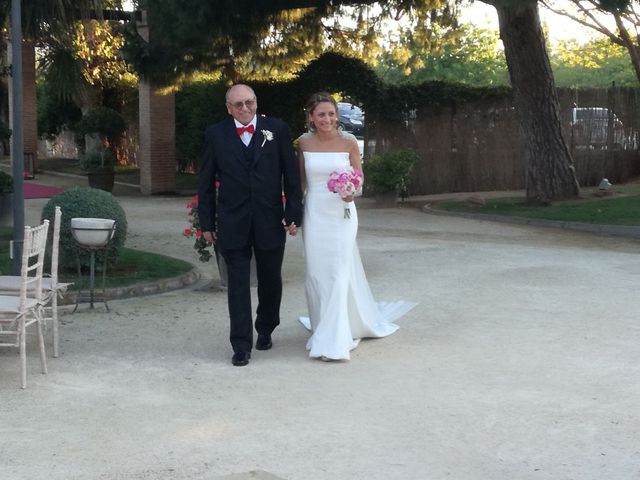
0,220,49,388
0,207,71,357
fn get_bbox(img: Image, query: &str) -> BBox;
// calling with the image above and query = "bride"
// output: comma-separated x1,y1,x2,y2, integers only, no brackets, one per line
297,92,416,361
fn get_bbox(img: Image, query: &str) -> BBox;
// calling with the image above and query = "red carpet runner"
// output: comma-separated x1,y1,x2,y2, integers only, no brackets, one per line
23,182,64,199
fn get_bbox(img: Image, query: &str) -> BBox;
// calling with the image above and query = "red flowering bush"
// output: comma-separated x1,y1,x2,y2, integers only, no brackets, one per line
183,194,213,262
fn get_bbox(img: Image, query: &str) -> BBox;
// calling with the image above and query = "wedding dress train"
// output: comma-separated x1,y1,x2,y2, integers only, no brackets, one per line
300,151,417,360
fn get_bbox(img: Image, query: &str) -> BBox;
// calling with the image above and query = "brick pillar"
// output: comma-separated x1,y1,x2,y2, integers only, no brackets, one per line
8,40,37,176
22,41,37,158
137,10,176,195
138,84,176,194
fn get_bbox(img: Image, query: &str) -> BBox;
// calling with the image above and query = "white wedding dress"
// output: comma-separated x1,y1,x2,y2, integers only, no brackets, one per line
299,151,417,360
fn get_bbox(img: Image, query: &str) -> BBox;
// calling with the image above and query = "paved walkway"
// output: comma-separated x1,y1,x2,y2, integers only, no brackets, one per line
1,173,639,479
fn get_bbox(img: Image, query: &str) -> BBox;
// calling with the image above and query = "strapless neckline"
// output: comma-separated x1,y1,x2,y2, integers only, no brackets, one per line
303,151,349,155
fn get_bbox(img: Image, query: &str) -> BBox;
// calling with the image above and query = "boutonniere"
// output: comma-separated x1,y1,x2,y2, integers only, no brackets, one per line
261,129,274,147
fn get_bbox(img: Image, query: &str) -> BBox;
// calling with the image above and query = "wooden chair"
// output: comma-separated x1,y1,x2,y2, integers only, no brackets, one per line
0,220,49,388
0,207,71,357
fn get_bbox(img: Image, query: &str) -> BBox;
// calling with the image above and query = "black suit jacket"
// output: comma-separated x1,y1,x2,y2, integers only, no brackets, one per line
197,116,303,251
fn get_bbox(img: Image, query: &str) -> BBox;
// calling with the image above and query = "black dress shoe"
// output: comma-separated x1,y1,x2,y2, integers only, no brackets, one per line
232,351,251,366
255,334,272,351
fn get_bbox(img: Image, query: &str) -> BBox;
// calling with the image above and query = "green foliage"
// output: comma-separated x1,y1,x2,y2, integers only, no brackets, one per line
122,0,457,87
175,53,512,171
550,38,636,87
175,81,229,172
77,106,126,140
41,187,128,271
364,149,417,194
0,120,11,142
79,148,116,171
436,189,640,226
67,248,194,289
36,79,83,136
0,171,13,194
377,24,509,86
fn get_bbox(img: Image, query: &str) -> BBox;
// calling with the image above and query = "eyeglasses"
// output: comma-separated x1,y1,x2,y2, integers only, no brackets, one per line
228,98,256,109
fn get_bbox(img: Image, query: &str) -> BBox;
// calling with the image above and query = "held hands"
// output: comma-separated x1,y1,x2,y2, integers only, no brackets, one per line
205,225,296,243
203,231,217,245
283,221,298,236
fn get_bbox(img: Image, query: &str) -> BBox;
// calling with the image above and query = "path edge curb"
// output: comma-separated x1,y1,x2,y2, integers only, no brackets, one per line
60,267,202,305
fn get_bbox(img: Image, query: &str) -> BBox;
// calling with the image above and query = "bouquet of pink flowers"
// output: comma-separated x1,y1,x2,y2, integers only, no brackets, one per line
327,167,363,218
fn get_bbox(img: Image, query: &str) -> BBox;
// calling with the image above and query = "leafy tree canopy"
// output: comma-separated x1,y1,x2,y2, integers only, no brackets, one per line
38,19,137,105
542,0,640,84
122,0,458,86
0,1,124,39
377,23,509,85
550,37,636,86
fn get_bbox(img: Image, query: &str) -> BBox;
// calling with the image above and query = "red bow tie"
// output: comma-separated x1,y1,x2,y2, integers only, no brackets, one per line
236,124,255,135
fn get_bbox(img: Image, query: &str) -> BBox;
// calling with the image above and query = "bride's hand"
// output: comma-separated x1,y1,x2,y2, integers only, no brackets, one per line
284,222,298,236
342,195,354,203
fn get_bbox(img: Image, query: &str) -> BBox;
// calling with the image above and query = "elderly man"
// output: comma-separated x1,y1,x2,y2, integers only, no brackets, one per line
198,84,303,366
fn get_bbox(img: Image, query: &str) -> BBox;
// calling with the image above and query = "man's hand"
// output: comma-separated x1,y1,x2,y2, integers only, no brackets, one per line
203,231,217,245
284,222,298,236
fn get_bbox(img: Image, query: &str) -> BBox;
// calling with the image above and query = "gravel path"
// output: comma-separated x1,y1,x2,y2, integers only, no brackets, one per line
2,176,639,480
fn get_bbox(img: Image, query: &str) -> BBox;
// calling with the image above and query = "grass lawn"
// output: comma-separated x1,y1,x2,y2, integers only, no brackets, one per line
0,227,194,290
434,183,640,226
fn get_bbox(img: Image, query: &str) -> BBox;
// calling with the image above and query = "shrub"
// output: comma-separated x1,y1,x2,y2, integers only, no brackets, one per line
79,148,116,171
76,106,126,140
363,149,417,195
41,187,128,271
0,120,12,143
0,171,13,194
175,81,228,172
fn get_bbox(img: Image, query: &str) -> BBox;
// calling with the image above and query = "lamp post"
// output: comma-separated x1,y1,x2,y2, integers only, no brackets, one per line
10,0,25,275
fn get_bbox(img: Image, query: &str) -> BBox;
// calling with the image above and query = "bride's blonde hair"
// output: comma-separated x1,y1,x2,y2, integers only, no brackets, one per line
305,92,339,132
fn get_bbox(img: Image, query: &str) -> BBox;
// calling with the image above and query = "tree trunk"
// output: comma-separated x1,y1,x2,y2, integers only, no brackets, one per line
491,0,580,204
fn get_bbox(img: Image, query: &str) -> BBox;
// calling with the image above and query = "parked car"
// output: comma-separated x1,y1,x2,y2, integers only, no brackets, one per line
570,107,625,149
338,102,365,137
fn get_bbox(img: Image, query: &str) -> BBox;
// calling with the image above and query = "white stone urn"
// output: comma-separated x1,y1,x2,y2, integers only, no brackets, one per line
71,218,116,247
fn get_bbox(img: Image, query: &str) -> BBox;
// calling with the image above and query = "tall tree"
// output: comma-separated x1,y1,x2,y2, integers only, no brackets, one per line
551,37,636,87
125,0,611,203
376,23,509,85
122,0,456,85
482,0,579,204
542,0,640,84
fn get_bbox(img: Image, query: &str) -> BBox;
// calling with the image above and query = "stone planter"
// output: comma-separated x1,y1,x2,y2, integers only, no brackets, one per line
71,218,116,247
87,168,115,192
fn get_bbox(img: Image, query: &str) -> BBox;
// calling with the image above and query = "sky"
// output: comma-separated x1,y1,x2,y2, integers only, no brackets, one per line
460,0,613,44
121,0,610,45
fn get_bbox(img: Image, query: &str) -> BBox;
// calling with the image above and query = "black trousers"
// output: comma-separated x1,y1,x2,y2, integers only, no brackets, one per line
222,244,285,353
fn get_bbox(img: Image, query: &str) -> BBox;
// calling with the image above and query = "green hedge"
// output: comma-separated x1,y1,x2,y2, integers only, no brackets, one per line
175,52,513,171
41,187,128,272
